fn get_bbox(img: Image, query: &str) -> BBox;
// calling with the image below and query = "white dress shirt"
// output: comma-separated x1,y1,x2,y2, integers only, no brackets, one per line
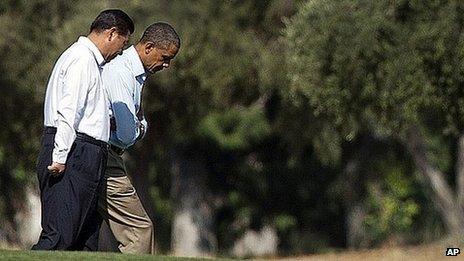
43,36,110,164
102,45,148,149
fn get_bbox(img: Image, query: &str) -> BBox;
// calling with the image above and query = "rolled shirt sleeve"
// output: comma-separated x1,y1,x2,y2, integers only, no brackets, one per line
104,68,143,148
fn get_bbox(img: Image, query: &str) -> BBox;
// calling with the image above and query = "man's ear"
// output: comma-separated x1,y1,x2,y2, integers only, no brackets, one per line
108,27,118,41
145,42,155,54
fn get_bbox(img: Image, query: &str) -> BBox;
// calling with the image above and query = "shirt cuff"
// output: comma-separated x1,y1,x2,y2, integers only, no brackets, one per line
52,149,68,164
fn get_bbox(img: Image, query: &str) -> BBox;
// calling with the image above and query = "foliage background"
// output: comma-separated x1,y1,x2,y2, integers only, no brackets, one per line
0,0,460,256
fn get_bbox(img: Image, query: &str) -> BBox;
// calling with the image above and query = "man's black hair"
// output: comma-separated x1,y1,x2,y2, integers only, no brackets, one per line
90,9,134,35
139,22,180,49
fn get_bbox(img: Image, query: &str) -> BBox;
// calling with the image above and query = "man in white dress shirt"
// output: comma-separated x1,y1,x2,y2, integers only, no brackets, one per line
100,22,179,254
33,9,134,251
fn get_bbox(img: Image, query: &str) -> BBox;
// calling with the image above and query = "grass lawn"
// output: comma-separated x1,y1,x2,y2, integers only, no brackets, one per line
0,250,233,261
2,239,463,260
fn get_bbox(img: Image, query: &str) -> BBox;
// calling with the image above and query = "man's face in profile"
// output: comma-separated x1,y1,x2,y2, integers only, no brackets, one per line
144,43,179,74
106,29,130,62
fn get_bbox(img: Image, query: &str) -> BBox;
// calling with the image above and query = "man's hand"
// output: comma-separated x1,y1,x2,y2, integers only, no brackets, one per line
47,162,65,176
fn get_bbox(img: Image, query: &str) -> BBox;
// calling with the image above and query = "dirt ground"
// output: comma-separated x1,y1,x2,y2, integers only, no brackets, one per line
269,241,464,261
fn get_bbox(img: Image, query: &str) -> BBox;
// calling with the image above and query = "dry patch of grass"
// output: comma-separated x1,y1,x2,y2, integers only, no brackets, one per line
272,239,464,261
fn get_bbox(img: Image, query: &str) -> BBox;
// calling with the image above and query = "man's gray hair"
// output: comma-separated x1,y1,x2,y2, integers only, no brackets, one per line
139,22,180,49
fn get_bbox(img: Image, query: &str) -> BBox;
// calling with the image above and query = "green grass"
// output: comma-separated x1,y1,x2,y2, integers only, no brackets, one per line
0,250,234,261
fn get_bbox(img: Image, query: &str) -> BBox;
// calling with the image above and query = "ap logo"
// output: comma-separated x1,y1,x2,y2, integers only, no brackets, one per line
446,248,460,256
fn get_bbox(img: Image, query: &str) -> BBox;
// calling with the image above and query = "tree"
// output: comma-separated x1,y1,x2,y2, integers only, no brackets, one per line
284,0,464,238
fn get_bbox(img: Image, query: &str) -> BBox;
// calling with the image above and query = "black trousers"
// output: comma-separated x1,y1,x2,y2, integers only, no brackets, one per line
32,127,108,251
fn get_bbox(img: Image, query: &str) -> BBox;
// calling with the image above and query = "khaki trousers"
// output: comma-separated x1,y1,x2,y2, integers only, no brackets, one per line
98,149,155,254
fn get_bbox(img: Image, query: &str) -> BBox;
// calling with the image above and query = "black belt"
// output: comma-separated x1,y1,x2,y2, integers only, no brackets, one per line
76,132,107,148
110,144,125,155
44,127,107,148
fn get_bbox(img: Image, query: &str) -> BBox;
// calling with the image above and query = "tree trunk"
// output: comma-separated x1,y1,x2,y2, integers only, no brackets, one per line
405,126,464,235
344,156,368,249
0,167,23,246
171,147,217,257
0,184,41,249
456,134,464,215
15,186,41,248
346,202,367,249
232,225,278,257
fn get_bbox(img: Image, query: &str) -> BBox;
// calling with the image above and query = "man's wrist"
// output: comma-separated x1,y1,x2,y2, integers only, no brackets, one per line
52,150,67,165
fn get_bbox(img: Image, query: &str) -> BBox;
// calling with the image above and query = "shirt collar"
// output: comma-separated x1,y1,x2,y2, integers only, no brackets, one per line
77,36,105,67
125,45,147,80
